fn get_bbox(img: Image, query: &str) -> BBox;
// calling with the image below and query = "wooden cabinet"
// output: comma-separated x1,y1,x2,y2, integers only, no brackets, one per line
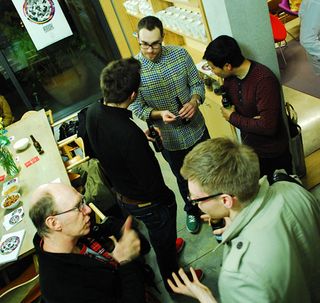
201,89,236,139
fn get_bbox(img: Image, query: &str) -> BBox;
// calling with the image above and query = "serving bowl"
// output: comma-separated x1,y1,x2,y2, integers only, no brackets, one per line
2,178,20,196
13,138,30,152
1,193,21,210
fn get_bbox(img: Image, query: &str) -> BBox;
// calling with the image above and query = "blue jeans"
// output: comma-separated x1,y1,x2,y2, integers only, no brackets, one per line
161,127,210,215
117,198,178,291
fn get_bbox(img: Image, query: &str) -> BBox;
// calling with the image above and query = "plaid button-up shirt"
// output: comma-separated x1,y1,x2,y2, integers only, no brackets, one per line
130,46,206,151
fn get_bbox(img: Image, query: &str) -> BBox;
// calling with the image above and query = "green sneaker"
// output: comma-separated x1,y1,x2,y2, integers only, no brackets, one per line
186,214,200,234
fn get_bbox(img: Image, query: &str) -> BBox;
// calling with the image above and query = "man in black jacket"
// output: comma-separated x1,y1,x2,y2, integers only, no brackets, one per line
86,58,202,292
29,182,146,303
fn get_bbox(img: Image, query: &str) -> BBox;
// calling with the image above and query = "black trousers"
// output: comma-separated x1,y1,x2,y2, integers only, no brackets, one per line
259,147,293,183
117,198,178,291
161,127,210,215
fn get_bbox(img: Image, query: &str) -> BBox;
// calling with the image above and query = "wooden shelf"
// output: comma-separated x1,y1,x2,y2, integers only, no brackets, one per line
162,0,199,9
301,149,320,190
165,25,207,43
200,88,237,140
127,11,145,20
110,0,212,57
126,10,208,45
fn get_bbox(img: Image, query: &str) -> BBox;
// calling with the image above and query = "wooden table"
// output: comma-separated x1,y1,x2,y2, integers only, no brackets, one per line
0,109,70,266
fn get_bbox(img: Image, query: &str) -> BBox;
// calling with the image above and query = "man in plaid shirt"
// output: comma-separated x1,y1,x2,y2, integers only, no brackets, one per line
130,16,210,234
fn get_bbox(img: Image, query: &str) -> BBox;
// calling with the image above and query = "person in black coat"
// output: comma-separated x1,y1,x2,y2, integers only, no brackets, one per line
29,183,147,303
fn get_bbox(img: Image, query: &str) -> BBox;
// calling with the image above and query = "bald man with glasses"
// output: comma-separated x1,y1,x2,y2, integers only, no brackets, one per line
29,183,147,303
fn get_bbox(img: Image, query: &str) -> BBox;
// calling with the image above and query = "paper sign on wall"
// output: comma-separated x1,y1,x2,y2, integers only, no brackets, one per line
11,0,73,50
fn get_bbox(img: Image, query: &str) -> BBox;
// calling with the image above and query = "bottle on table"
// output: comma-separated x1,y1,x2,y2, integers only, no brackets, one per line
30,135,44,155
146,119,163,153
175,96,190,124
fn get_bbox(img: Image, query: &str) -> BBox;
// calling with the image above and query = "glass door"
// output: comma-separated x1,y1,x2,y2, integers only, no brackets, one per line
0,0,120,121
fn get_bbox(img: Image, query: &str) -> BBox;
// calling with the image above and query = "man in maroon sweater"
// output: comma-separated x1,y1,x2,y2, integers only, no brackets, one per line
203,35,292,181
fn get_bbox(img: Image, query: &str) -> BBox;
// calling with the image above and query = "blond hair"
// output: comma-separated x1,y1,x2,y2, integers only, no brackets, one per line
181,138,260,202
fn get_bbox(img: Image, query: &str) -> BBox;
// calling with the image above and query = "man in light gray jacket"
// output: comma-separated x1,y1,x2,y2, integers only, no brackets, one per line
168,137,320,303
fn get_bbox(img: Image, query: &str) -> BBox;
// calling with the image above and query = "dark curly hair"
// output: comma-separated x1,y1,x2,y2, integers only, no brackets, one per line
138,15,164,36
100,58,141,104
203,35,244,68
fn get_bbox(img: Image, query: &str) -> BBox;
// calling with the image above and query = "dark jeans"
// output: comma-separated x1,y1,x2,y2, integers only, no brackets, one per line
117,198,178,291
259,147,293,183
161,127,210,215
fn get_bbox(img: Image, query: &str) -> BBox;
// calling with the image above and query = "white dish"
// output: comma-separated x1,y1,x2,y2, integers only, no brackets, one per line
1,193,21,210
2,178,20,196
13,138,30,151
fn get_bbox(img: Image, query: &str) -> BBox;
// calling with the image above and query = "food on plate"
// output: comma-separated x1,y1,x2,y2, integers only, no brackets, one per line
3,194,20,208
3,185,19,196
2,178,20,196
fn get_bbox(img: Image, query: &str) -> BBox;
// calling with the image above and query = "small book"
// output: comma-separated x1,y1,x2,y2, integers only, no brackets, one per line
0,229,25,265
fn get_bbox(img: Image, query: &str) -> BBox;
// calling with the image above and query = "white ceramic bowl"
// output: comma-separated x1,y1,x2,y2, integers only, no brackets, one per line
2,178,20,196
1,193,21,210
13,138,30,151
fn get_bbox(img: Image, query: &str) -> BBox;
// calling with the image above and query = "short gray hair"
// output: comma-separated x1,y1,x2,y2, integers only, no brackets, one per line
29,193,57,237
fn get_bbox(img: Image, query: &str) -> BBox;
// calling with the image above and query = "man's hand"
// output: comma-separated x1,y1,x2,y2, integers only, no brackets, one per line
212,217,231,237
220,105,235,121
144,127,162,142
200,214,212,225
200,214,231,237
111,216,140,263
167,267,217,303
160,110,177,124
178,99,199,120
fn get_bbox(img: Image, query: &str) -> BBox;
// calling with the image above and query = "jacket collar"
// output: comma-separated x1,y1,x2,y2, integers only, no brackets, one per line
221,177,270,243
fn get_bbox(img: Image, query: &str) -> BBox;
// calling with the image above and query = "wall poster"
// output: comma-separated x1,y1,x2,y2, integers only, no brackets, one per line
11,0,73,50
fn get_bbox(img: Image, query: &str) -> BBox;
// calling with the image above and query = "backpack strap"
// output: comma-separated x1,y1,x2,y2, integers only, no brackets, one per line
271,170,304,187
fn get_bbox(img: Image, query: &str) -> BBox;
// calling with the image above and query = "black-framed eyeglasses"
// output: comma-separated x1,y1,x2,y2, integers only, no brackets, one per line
187,193,223,205
139,41,162,50
52,197,87,216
